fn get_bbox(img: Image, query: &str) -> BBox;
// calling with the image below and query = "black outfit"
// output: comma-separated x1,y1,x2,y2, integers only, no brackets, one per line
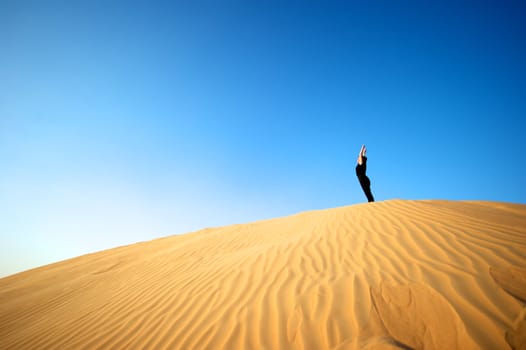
355,156,375,202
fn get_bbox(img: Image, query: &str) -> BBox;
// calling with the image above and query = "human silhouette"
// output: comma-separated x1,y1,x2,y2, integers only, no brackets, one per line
356,144,375,202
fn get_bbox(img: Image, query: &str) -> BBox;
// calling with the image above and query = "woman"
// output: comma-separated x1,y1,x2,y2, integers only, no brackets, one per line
356,144,375,202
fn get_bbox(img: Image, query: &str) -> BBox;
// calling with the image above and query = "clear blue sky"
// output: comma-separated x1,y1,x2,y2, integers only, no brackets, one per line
1,1,525,277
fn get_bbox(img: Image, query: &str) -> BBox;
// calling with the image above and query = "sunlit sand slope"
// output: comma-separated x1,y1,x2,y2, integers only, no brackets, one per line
1,200,526,349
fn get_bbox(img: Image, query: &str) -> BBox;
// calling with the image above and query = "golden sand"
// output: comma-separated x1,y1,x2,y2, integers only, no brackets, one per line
1,200,525,349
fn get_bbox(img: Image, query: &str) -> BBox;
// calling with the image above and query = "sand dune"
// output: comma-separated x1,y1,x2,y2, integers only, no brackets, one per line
1,200,526,349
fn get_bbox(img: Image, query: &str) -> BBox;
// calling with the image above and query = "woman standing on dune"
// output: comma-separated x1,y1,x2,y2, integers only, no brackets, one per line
356,144,375,202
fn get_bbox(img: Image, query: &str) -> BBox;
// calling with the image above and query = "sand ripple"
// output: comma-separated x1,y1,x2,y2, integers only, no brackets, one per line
490,266,526,350
371,282,477,349
1,200,525,349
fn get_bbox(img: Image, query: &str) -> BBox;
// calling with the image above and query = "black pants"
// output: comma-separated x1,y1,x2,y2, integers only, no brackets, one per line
357,175,375,202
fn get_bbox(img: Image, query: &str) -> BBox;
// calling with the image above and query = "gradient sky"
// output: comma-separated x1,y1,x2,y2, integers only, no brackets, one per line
1,1,525,278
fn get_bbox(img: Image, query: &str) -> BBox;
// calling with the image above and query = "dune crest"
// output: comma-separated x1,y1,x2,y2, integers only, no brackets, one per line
1,200,526,349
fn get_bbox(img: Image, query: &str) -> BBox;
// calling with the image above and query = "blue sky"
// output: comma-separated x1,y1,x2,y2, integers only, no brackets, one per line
1,1,525,277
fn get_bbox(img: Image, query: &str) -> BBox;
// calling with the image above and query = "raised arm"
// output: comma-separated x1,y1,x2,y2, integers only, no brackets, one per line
357,144,365,165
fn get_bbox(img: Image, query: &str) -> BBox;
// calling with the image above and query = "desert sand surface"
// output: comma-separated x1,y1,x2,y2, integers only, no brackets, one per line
1,200,526,349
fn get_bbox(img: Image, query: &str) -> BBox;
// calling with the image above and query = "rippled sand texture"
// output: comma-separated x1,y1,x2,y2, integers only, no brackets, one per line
1,200,525,349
